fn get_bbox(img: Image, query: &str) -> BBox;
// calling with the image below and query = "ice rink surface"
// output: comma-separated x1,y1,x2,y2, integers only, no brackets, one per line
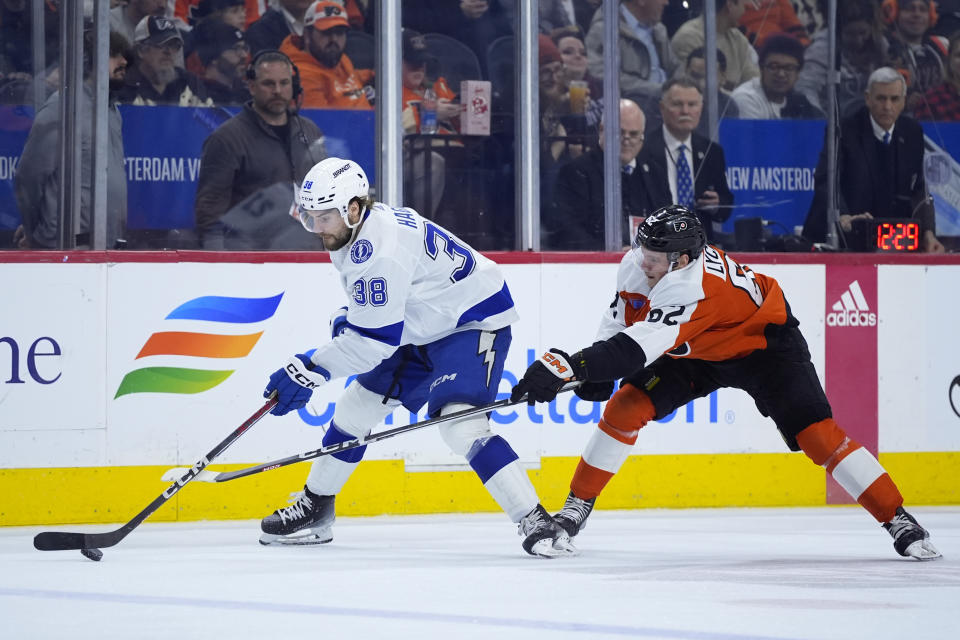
2,506,959,639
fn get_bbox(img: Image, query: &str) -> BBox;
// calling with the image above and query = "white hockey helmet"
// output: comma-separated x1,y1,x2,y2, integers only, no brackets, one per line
298,157,369,226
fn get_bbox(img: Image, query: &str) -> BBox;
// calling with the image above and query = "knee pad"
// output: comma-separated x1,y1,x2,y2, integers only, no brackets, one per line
438,403,494,456
599,384,656,445
333,382,399,438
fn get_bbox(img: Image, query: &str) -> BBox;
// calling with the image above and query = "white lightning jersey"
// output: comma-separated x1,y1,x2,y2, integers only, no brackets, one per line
308,203,518,380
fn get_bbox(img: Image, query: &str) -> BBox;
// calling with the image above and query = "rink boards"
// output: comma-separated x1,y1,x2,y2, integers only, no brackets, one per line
1,252,959,525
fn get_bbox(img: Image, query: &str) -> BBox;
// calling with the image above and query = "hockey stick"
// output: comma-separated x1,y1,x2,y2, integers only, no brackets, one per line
160,384,580,485
33,394,278,554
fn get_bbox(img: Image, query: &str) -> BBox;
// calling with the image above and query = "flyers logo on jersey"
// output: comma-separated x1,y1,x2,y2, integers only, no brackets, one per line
826,280,877,327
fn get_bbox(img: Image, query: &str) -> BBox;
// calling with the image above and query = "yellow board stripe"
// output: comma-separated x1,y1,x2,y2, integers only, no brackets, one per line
1,452,957,527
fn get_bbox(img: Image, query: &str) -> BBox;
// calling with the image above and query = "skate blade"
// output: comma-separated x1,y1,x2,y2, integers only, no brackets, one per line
259,528,333,546
903,539,942,561
527,537,579,558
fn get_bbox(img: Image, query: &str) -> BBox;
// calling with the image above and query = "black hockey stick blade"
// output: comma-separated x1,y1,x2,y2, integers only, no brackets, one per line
33,395,277,552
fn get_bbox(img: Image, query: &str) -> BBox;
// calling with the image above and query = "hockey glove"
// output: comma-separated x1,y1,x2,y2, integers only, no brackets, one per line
329,306,349,339
264,353,330,416
575,380,615,402
511,348,582,405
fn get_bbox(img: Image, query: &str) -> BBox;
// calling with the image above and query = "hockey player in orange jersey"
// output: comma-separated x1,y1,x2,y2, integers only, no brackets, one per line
511,205,941,560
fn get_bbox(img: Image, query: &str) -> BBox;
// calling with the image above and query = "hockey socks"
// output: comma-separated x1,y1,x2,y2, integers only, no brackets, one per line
466,435,537,521
305,421,368,496
796,418,903,523
570,384,655,500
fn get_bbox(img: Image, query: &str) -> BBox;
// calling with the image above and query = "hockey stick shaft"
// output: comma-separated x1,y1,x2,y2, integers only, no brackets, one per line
169,384,579,485
33,395,278,552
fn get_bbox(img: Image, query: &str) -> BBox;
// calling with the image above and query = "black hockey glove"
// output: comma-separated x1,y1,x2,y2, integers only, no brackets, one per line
574,380,615,402
511,348,583,405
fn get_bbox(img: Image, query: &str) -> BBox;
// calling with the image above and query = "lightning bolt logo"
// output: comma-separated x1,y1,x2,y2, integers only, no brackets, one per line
478,331,496,388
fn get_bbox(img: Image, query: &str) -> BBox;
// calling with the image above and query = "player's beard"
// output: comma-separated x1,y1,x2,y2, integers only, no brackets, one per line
322,225,353,251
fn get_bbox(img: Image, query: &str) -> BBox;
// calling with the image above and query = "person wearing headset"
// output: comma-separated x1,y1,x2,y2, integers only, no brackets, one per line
194,49,327,249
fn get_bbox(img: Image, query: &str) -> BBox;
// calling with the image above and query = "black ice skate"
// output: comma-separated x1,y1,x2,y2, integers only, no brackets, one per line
553,491,596,539
883,507,941,560
260,486,335,546
518,504,577,558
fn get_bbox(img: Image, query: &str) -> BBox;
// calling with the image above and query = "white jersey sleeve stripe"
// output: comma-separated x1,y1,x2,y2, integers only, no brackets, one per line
456,282,514,327
344,320,405,346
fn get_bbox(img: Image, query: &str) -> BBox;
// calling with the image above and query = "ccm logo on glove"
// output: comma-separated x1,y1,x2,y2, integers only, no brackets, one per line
286,362,321,389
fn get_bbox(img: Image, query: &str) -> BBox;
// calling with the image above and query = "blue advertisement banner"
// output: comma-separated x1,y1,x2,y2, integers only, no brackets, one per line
717,118,825,235
2,107,958,237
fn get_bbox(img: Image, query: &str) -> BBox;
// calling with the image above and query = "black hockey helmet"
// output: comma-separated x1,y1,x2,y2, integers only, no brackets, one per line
634,205,706,259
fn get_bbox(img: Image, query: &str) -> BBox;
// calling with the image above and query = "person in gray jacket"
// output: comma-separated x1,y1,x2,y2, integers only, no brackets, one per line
585,0,678,115
194,50,325,249
14,31,131,249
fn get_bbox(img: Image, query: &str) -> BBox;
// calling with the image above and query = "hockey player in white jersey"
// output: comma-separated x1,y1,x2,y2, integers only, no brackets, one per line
259,157,575,557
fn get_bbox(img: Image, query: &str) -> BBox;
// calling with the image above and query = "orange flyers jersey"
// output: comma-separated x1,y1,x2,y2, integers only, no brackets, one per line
596,245,791,366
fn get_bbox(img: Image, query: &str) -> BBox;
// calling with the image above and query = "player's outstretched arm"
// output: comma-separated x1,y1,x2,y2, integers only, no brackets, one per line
511,335,647,405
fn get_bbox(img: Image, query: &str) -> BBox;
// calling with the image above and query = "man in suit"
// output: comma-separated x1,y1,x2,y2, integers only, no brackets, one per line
638,76,735,242
802,67,945,253
547,98,665,250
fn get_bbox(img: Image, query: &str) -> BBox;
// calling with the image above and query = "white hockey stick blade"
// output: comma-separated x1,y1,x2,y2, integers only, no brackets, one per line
160,467,221,483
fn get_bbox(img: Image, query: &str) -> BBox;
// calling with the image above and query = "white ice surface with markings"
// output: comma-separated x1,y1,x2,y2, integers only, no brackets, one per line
2,507,959,639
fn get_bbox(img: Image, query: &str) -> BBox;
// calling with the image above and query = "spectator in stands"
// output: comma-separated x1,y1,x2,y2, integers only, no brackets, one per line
540,35,583,218
184,0,246,73
111,0,167,45
796,0,889,116
731,34,824,119
13,31,131,250
637,76,735,243
547,98,665,250
792,0,824,36
671,0,759,92
884,0,950,112
739,0,810,48
552,25,603,129
117,16,213,106
197,21,251,105
194,50,325,249
540,0,602,36
802,67,944,253
279,1,373,109
585,0,678,116
245,0,314,55
403,0,513,78
914,31,960,120
682,46,740,137
401,28,458,219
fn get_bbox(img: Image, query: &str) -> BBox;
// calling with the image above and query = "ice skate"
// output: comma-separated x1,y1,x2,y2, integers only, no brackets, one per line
518,504,577,558
259,487,335,546
553,491,596,539
883,507,941,560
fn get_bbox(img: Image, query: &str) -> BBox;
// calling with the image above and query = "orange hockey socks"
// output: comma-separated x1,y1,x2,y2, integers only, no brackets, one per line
796,418,903,523
570,384,655,500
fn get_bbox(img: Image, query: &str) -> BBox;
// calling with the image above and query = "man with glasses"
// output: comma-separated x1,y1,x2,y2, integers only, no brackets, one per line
194,50,325,249
118,16,212,106
638,77,734,244
547,98,666,250
731,34,823,120
196,21,251,105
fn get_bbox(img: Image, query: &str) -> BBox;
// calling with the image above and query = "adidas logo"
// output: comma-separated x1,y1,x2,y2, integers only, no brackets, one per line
826,280,877,327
